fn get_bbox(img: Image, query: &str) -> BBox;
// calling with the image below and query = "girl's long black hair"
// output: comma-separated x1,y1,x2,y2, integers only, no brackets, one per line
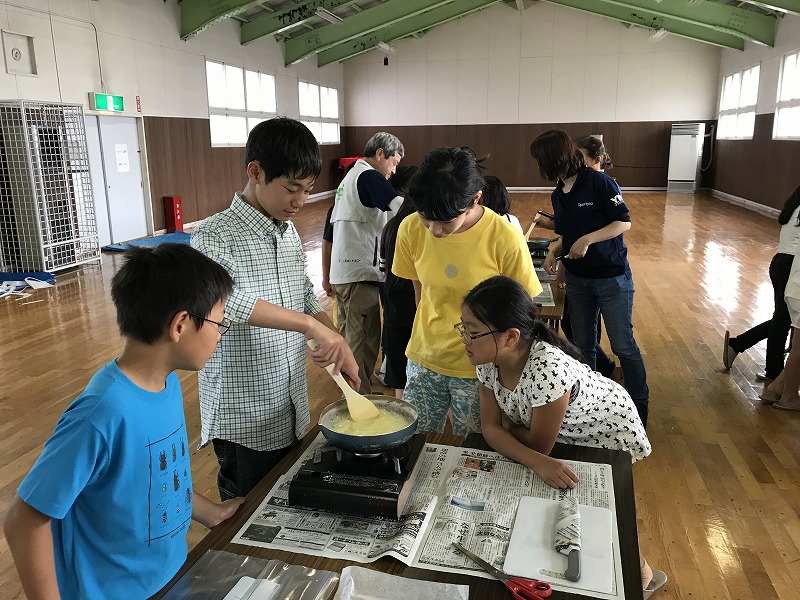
778,184,800,226
463,276,583,361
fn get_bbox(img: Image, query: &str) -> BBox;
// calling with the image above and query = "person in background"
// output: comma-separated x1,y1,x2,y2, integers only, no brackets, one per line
724,184,800,383
480,175,524,234
379,165,418,397
531,130,649,427
330,132,404,393
576,135,613,172
762,251,800,411
460,275,665,599
191,117,360,501
3,244,245,599
393,146,541,435
321,204,338,328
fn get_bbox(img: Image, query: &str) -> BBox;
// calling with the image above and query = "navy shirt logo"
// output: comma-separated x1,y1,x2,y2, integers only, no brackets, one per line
610,194,625,206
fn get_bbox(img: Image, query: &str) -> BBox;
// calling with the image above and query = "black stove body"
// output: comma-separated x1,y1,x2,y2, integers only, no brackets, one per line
288,433,426,520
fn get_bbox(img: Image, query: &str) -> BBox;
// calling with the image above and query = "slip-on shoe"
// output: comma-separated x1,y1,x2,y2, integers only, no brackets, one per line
722,330,738,370
643,570,668,599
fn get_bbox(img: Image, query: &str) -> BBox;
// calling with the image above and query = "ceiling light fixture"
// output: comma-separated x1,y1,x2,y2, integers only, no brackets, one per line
316,7,343,24
376,41,396,53
649,28,668,41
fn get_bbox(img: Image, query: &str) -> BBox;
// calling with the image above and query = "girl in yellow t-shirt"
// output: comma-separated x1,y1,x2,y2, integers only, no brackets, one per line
392,147,541,435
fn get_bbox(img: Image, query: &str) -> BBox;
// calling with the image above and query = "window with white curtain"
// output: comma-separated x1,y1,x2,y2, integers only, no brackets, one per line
299,82,340,144
206,60,277,147
774,50,800,139
717,65,760,140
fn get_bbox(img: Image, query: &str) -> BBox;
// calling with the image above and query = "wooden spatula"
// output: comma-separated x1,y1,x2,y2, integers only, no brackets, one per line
307,339,380,421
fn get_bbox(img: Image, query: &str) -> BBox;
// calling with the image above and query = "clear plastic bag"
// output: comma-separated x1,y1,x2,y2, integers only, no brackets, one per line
158,550,339,600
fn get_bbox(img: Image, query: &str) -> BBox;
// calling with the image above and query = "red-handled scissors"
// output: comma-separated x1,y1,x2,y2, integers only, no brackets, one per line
452,542,552,599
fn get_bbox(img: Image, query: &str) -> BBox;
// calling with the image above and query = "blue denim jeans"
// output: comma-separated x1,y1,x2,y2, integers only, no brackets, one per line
563,270,649,426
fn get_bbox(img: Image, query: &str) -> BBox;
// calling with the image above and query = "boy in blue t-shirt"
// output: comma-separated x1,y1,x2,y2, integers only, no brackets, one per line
3,244,246,599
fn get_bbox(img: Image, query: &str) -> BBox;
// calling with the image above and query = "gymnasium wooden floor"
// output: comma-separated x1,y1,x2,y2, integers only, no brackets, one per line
2,191,799,599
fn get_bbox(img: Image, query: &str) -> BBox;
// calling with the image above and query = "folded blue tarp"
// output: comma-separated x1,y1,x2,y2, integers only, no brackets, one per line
102,231,191,252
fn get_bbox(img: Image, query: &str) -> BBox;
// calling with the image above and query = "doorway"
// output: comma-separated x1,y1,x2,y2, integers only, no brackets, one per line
84,115,148,244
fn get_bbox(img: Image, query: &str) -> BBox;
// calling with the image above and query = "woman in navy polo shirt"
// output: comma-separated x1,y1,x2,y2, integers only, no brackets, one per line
530,130,649,427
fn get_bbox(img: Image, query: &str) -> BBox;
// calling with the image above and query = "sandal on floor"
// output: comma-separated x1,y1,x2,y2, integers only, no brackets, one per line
643,570,667,599
773,402,800,412
759,392,781,404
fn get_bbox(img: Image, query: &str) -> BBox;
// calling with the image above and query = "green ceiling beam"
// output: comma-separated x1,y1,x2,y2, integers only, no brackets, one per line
740,0,800,17
597,0,776,46
180,0,262,40
317,0,503,66
241,0,358,45
284,0,452,66
547,0,746,50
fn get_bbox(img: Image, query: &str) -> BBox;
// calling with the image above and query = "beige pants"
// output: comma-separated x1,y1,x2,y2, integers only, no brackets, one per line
332,282,381,394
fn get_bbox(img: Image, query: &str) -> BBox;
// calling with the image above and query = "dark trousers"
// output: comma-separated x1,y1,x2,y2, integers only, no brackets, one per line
729,253,794,379
212,438,298,501
562,292,617,377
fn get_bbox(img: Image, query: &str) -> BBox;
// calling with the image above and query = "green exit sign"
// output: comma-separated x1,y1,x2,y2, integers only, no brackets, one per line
89,92,124,112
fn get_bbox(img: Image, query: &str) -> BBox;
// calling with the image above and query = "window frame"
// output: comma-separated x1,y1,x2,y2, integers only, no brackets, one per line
205,59,277,148
717,64,760,141
298,81,341,145
773,49,800,140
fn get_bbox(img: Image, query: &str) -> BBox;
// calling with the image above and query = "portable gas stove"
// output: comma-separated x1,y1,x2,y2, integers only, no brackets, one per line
530,247,549,266
288,433,426,519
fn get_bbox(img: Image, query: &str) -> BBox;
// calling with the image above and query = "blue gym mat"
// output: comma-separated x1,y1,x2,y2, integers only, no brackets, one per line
0,271,56,291
102,231,191,252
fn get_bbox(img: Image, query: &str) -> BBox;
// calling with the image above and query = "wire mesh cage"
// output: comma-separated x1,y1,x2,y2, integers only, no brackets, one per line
0,100,100,272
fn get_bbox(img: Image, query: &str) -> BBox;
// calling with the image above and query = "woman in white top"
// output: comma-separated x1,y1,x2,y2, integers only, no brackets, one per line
480,175,523,234
724,185,800,381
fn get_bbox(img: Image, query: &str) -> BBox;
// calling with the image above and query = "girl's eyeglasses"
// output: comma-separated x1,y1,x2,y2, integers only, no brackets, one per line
454,321,499,341
189,313,232,335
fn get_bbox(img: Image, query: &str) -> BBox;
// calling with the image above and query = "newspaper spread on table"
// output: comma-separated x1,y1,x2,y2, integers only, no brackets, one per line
231,434,625,599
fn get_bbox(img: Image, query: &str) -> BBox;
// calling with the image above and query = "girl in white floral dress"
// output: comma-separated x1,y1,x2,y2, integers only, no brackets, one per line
459,275,665,598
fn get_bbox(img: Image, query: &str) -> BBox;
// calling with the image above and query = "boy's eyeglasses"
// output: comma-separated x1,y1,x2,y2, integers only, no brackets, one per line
454,321,499,341
190,313,232,335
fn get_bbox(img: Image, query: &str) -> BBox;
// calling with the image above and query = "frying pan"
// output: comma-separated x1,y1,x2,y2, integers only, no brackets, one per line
527,237,559,250
319,395,418,454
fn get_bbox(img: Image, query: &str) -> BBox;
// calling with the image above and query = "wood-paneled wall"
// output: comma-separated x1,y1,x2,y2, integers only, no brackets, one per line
710,113,800,211
342,121,716,189
143,117,345,231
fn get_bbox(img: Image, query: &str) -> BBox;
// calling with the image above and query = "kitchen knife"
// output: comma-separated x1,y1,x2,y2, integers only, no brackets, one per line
554,495,581,582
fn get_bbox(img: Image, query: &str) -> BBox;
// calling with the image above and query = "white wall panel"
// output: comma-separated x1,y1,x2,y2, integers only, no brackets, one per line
488,6,521,59
520,2,554,58
426,21,458,62
585,13,620,56
582,55,619,122
344,64,371,125
134,40,165,116
686,50,721,119
550,55,585,122
397,61,427,125
396,36,427,63
129,0,160,46
0,7,17,97
426,61,457,125
552,7,587,57
457,11,489,60
54,0,92,21
88,0,132,39
616,53,654,121
519,57,552,123
488,58,519,123
650,52,690,120
457,59,488,124
368,61,398,126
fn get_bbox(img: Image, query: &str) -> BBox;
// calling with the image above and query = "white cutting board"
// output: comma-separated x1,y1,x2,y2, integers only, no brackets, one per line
503,496,614,594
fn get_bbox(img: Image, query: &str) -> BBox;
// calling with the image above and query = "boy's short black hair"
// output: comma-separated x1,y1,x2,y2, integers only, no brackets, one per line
245,117,322,183
408,147,486,222
111,244,234,344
